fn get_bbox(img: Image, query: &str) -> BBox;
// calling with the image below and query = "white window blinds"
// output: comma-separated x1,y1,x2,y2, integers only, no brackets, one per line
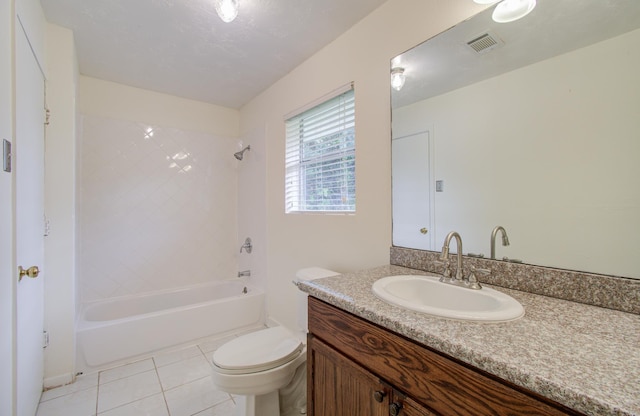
285,85,355,213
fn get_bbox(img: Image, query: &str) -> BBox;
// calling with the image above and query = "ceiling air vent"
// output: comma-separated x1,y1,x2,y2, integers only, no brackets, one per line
466,32,504,54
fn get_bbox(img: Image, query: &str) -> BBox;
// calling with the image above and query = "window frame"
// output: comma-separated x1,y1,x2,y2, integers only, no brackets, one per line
285,83,356,214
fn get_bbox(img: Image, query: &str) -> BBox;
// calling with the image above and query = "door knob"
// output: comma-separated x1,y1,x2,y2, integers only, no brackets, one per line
18,265,40,282
420,227,428,234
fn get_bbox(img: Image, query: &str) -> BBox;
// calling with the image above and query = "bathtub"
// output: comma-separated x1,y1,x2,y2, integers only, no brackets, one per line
76,281,264,371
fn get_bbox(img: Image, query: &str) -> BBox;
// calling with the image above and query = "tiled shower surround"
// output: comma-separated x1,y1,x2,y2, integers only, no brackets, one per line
79,115,238,302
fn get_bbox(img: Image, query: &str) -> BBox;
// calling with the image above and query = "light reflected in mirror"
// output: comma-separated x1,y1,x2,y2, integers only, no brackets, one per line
391,0,640,279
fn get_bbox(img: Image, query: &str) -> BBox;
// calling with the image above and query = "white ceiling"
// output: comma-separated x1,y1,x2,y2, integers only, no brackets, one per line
392,0,640,108
40,0,387,109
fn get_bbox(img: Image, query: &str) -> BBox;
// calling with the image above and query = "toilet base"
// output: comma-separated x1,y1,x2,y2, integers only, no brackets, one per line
230,362,307,416
234,392,279,416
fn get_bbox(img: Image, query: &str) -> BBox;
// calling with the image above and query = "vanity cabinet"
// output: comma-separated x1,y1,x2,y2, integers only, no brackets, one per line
307,297,583,416
309,335,435,416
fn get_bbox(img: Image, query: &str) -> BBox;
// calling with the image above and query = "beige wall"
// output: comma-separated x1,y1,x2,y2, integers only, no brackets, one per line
239,0,487,330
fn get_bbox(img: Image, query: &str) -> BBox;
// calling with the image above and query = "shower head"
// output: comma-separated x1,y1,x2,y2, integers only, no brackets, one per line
234,145,251,161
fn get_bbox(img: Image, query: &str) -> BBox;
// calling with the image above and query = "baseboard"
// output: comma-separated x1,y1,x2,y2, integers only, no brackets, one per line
43,372,74,390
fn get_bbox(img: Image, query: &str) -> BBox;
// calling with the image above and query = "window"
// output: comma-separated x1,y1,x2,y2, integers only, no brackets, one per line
285,84,355,213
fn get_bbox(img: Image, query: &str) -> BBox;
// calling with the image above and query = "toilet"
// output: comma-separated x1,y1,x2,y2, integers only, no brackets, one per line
211,267,340,416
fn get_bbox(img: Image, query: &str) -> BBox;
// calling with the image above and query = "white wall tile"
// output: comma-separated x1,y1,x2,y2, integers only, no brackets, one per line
78,115,238,302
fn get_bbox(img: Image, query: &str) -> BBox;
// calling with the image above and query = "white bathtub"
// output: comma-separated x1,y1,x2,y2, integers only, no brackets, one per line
76,281,264,371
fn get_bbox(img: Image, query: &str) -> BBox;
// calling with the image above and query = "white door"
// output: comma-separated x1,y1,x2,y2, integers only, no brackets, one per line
15,22,46,416
392,131,435,250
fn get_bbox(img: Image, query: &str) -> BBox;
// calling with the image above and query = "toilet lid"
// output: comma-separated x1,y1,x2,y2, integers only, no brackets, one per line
213,327,303,374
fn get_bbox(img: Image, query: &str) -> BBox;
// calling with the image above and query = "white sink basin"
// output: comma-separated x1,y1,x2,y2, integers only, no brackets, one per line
372,275,524,322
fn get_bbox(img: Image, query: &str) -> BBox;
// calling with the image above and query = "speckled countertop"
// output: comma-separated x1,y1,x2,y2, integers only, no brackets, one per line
297,265,640,416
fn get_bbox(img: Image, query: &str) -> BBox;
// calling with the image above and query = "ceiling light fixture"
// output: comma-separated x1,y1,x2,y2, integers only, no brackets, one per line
390,67,406,91
492,0,536,23
214,0,239,23
473,0,536,23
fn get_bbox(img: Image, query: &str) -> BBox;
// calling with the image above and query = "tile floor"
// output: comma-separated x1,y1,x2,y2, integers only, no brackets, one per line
36,330,257,416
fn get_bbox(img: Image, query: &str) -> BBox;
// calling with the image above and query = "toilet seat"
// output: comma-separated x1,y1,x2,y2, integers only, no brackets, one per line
213,327,303,375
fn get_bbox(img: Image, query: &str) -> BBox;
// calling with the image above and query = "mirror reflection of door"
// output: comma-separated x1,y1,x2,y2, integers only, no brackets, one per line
392,131,435,250
15,21,46,416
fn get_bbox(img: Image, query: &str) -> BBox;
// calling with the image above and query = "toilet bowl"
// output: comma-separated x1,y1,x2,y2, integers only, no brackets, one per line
211,267,340,416
211,326,306,416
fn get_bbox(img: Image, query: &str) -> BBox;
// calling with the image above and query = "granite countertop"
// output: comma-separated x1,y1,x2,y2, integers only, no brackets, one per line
297,265,640,416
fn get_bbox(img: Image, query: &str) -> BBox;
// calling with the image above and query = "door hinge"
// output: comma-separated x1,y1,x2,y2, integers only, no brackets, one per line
2,139,11,173
43,331,49,348
44,108,51,126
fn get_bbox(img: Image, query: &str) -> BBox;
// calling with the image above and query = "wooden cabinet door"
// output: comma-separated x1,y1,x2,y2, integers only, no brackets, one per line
308,335,389,416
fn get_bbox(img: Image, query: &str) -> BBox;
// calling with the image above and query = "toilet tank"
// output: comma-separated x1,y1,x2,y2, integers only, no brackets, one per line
295,267,340,333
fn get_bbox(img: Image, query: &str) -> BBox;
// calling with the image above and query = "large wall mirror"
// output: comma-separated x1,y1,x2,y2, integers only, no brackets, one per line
391,0,640,279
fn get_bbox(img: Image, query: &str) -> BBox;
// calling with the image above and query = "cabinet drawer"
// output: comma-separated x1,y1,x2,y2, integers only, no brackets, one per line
308,297,581,416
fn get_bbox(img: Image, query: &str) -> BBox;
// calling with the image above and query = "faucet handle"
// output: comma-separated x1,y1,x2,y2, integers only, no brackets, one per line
468,264,491,277
433,259,452,281
466,265,490,290
502,256,523,263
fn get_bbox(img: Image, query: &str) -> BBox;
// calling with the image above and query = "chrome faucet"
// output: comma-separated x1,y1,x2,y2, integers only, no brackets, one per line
438,231,487,290
490,226,510,259
440,231,464,282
